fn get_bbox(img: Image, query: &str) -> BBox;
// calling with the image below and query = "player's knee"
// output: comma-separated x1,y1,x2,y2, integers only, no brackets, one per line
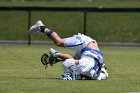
54,42,63,47
55,40,64,47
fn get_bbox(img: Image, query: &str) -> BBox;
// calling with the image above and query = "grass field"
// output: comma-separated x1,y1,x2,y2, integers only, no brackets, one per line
0,45,140,93
1,1,140,7
0,1,140,42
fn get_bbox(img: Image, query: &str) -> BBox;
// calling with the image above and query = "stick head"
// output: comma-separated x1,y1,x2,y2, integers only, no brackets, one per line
41,53,49,68
41,53,62,69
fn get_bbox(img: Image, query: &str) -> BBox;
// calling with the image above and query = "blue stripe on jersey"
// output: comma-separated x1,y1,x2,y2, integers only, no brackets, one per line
93,60,99,71
65,42,84,47
80,47,104,65
80,47,104,57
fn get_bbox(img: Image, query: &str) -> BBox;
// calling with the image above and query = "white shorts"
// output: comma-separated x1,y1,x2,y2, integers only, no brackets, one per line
64,33,96,59
76,56,98,77
64,33,96,51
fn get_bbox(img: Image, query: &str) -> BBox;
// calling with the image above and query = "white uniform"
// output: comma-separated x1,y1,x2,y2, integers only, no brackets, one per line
64,33,96,59
76,56,97,77
62,33,108,80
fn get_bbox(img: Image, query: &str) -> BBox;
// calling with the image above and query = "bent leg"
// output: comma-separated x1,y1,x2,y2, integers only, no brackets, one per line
44,28,64,47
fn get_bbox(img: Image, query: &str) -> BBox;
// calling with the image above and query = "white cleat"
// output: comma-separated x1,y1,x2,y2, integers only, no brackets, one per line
29,20,45,32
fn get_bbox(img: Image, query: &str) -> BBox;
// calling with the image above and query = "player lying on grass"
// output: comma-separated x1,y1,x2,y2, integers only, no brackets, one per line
29,20,109,80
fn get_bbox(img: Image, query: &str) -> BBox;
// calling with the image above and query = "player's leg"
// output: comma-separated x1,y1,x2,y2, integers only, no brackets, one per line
29,20,85,49
44,28,64,47
29,20,64,47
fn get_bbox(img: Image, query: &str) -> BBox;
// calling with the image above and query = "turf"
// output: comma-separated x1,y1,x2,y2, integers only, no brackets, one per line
0,45,140,93
1,1,140,7
0,1,140,42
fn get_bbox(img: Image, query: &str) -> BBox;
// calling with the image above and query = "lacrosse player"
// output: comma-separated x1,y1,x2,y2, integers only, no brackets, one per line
29,20,109,80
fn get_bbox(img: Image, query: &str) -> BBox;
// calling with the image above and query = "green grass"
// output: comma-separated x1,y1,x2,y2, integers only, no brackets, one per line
0,45,140,93
1,1,140,8
0,1,140,42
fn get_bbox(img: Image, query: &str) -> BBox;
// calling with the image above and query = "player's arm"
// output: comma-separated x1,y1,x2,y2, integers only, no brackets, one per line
58,53,73,60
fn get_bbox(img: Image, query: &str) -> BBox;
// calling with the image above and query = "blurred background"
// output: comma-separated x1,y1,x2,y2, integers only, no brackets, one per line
0,0,140,45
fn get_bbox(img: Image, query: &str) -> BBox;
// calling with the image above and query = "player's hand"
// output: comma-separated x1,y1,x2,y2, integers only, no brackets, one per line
62,74,73,80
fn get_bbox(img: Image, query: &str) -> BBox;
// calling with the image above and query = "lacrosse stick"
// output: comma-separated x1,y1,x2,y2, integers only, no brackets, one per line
41,53,63,69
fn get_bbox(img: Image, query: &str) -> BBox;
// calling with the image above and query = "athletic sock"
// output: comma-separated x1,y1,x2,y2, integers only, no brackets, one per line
40,26,46,32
